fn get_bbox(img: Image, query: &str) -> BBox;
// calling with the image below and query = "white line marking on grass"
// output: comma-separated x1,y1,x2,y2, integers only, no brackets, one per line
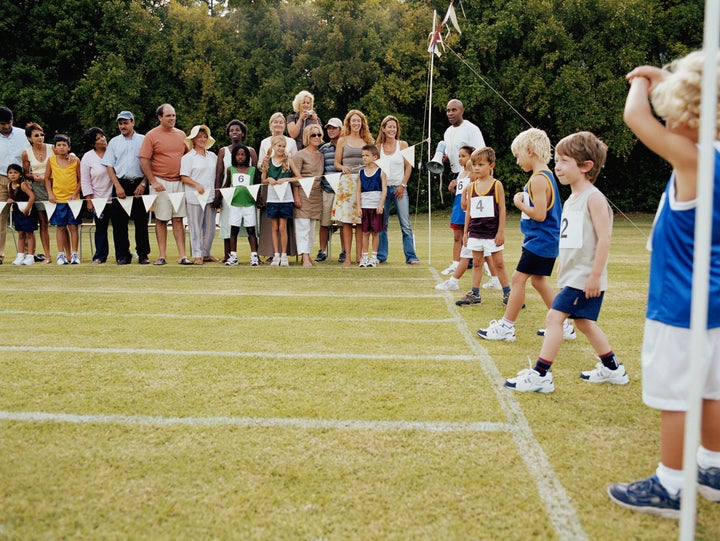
0,287,437,299
431,268,588,541
0,410,513,434
5,345,476,363
0,309,454,325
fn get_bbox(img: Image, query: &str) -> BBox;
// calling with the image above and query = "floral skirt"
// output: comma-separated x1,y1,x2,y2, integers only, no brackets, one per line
331,174,361,224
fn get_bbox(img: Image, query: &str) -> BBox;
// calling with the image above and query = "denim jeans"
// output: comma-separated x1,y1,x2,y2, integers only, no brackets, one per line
378,184,418,263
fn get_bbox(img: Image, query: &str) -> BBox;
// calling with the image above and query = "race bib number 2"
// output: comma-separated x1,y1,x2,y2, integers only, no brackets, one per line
559,210,583,249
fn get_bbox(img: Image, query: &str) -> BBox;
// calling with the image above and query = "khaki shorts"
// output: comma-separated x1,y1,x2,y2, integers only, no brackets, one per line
151,177,186,221
320,190,336,227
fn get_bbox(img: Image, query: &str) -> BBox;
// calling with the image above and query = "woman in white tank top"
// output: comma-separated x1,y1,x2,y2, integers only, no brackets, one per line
21,122,54,263
376,115,419,264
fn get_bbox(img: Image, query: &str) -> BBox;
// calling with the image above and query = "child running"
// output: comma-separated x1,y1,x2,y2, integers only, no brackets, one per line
44,134,81,265
504,131,628,392
224,143,259,266
356,144,387,267
6,164,37,265
476,128,569,341
454,147,509,306
607,50,720,518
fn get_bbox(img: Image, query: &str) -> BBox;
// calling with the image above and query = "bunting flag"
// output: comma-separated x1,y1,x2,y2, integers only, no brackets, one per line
168,192,184,213
324,173,341,194
298,177,315,199
374,156,392,173
141,194,157,212
44,201,57,219
427,0,464,57
68,199,84,219
0,202,7,214
15,202,29,213
400,145,416,168
92,197,107,218
118,196,134,216
196,189,210,210
442,1,462,34
427,28,445,57
272,182,289,201
219,187,235,204
245,184,261,202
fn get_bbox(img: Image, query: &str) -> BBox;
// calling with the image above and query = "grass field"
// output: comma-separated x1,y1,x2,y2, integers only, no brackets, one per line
1,212,718,540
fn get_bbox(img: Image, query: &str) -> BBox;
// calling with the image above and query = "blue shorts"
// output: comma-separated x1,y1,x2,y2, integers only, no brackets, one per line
49,203,82,226
516,247,556,276
266,202,294,220
551,286,605,321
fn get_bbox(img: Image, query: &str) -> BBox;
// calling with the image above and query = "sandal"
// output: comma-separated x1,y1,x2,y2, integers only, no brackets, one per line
179,257,194,265
153,258,166,266
193,258,203,265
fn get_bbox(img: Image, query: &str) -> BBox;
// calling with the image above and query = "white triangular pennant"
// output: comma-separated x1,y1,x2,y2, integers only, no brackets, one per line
44,201,57,218
16,201,29,213
0,202,6,214
245,184,261,202
443,4,462,35
118,196,134,216
168,192,185,213
272,182,289,200
141,194,157,212
298,177,315,199
374,157,392,173
324,173,341,194
92,197,107,217
68,199,83,219
400,145,416,168
220,187,235,203
196,189,209,210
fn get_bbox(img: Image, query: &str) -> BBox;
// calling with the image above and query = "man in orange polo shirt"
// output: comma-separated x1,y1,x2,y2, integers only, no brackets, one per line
139,103,192,265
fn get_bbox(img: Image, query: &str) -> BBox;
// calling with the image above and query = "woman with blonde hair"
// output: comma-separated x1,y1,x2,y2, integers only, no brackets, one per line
287,90,321,150
333,109,373,266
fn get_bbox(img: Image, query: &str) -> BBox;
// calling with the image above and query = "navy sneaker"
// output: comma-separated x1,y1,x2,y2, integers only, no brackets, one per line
338,250,346,264
608,475,680,519
698,465,720,502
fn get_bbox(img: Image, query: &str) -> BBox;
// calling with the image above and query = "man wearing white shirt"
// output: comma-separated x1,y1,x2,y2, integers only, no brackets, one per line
443,99,485,176
0,106,30,264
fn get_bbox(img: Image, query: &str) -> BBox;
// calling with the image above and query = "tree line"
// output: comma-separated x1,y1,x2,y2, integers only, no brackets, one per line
0,0,704,211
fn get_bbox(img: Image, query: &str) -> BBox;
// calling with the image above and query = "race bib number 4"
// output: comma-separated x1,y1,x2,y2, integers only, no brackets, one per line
559,210,583,249
470,195,495,219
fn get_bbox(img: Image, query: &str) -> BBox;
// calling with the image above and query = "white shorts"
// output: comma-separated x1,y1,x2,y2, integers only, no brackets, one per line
229,205,256,228
642,319,720,411
465,237,503,257
151,177,186,221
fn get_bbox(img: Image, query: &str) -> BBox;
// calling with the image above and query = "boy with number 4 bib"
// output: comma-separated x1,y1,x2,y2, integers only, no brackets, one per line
504,132,628,393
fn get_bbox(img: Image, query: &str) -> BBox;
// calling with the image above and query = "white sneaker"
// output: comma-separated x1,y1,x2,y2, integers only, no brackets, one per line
250,254,259,266
280,254,289,267
56,253,69,265
11,253,25,265
23,254,35,265
435,279,459,291
505,368,555,393
359,255,369,268
483,262,491,276
225,254,239,266
368,256,378,267
482,276,502,290
476,319,516,342
441,262,458,275
537,322,577,340
70,252,80,265
580,362,629,385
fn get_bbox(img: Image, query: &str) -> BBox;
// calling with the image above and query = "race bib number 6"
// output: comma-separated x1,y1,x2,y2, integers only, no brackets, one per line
232,173,251,187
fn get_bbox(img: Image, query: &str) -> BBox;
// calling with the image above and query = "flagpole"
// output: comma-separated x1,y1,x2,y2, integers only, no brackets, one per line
679,2,719,538
427,10,437,265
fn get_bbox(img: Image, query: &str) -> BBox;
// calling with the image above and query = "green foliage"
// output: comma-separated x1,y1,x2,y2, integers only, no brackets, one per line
0,0,706,211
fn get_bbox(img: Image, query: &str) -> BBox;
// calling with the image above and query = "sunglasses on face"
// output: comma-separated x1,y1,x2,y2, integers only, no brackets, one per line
310,133,322,138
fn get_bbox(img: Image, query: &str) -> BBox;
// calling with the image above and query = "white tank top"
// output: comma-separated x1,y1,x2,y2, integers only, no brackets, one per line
27,144,54,178
380,141,405,186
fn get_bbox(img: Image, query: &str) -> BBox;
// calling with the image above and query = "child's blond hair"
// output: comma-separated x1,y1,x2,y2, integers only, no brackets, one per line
651,50,720,132
267,135,291,172
556,131,608,183
510,128,551,163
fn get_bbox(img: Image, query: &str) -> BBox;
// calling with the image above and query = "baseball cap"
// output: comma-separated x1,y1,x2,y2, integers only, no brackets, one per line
116,111,134,121
325,118,342,129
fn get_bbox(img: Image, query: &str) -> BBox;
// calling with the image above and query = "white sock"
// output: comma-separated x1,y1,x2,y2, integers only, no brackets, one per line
501,317,515,328
281,252,287,258
230,251,237,257
656,462,684,496
452,260,460,267
274,252,280,258
448,276,458,284
251,251,257,256
698,445,720,469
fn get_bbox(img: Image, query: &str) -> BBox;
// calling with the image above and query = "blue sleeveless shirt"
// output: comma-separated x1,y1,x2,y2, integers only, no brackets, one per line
519,170,562,258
